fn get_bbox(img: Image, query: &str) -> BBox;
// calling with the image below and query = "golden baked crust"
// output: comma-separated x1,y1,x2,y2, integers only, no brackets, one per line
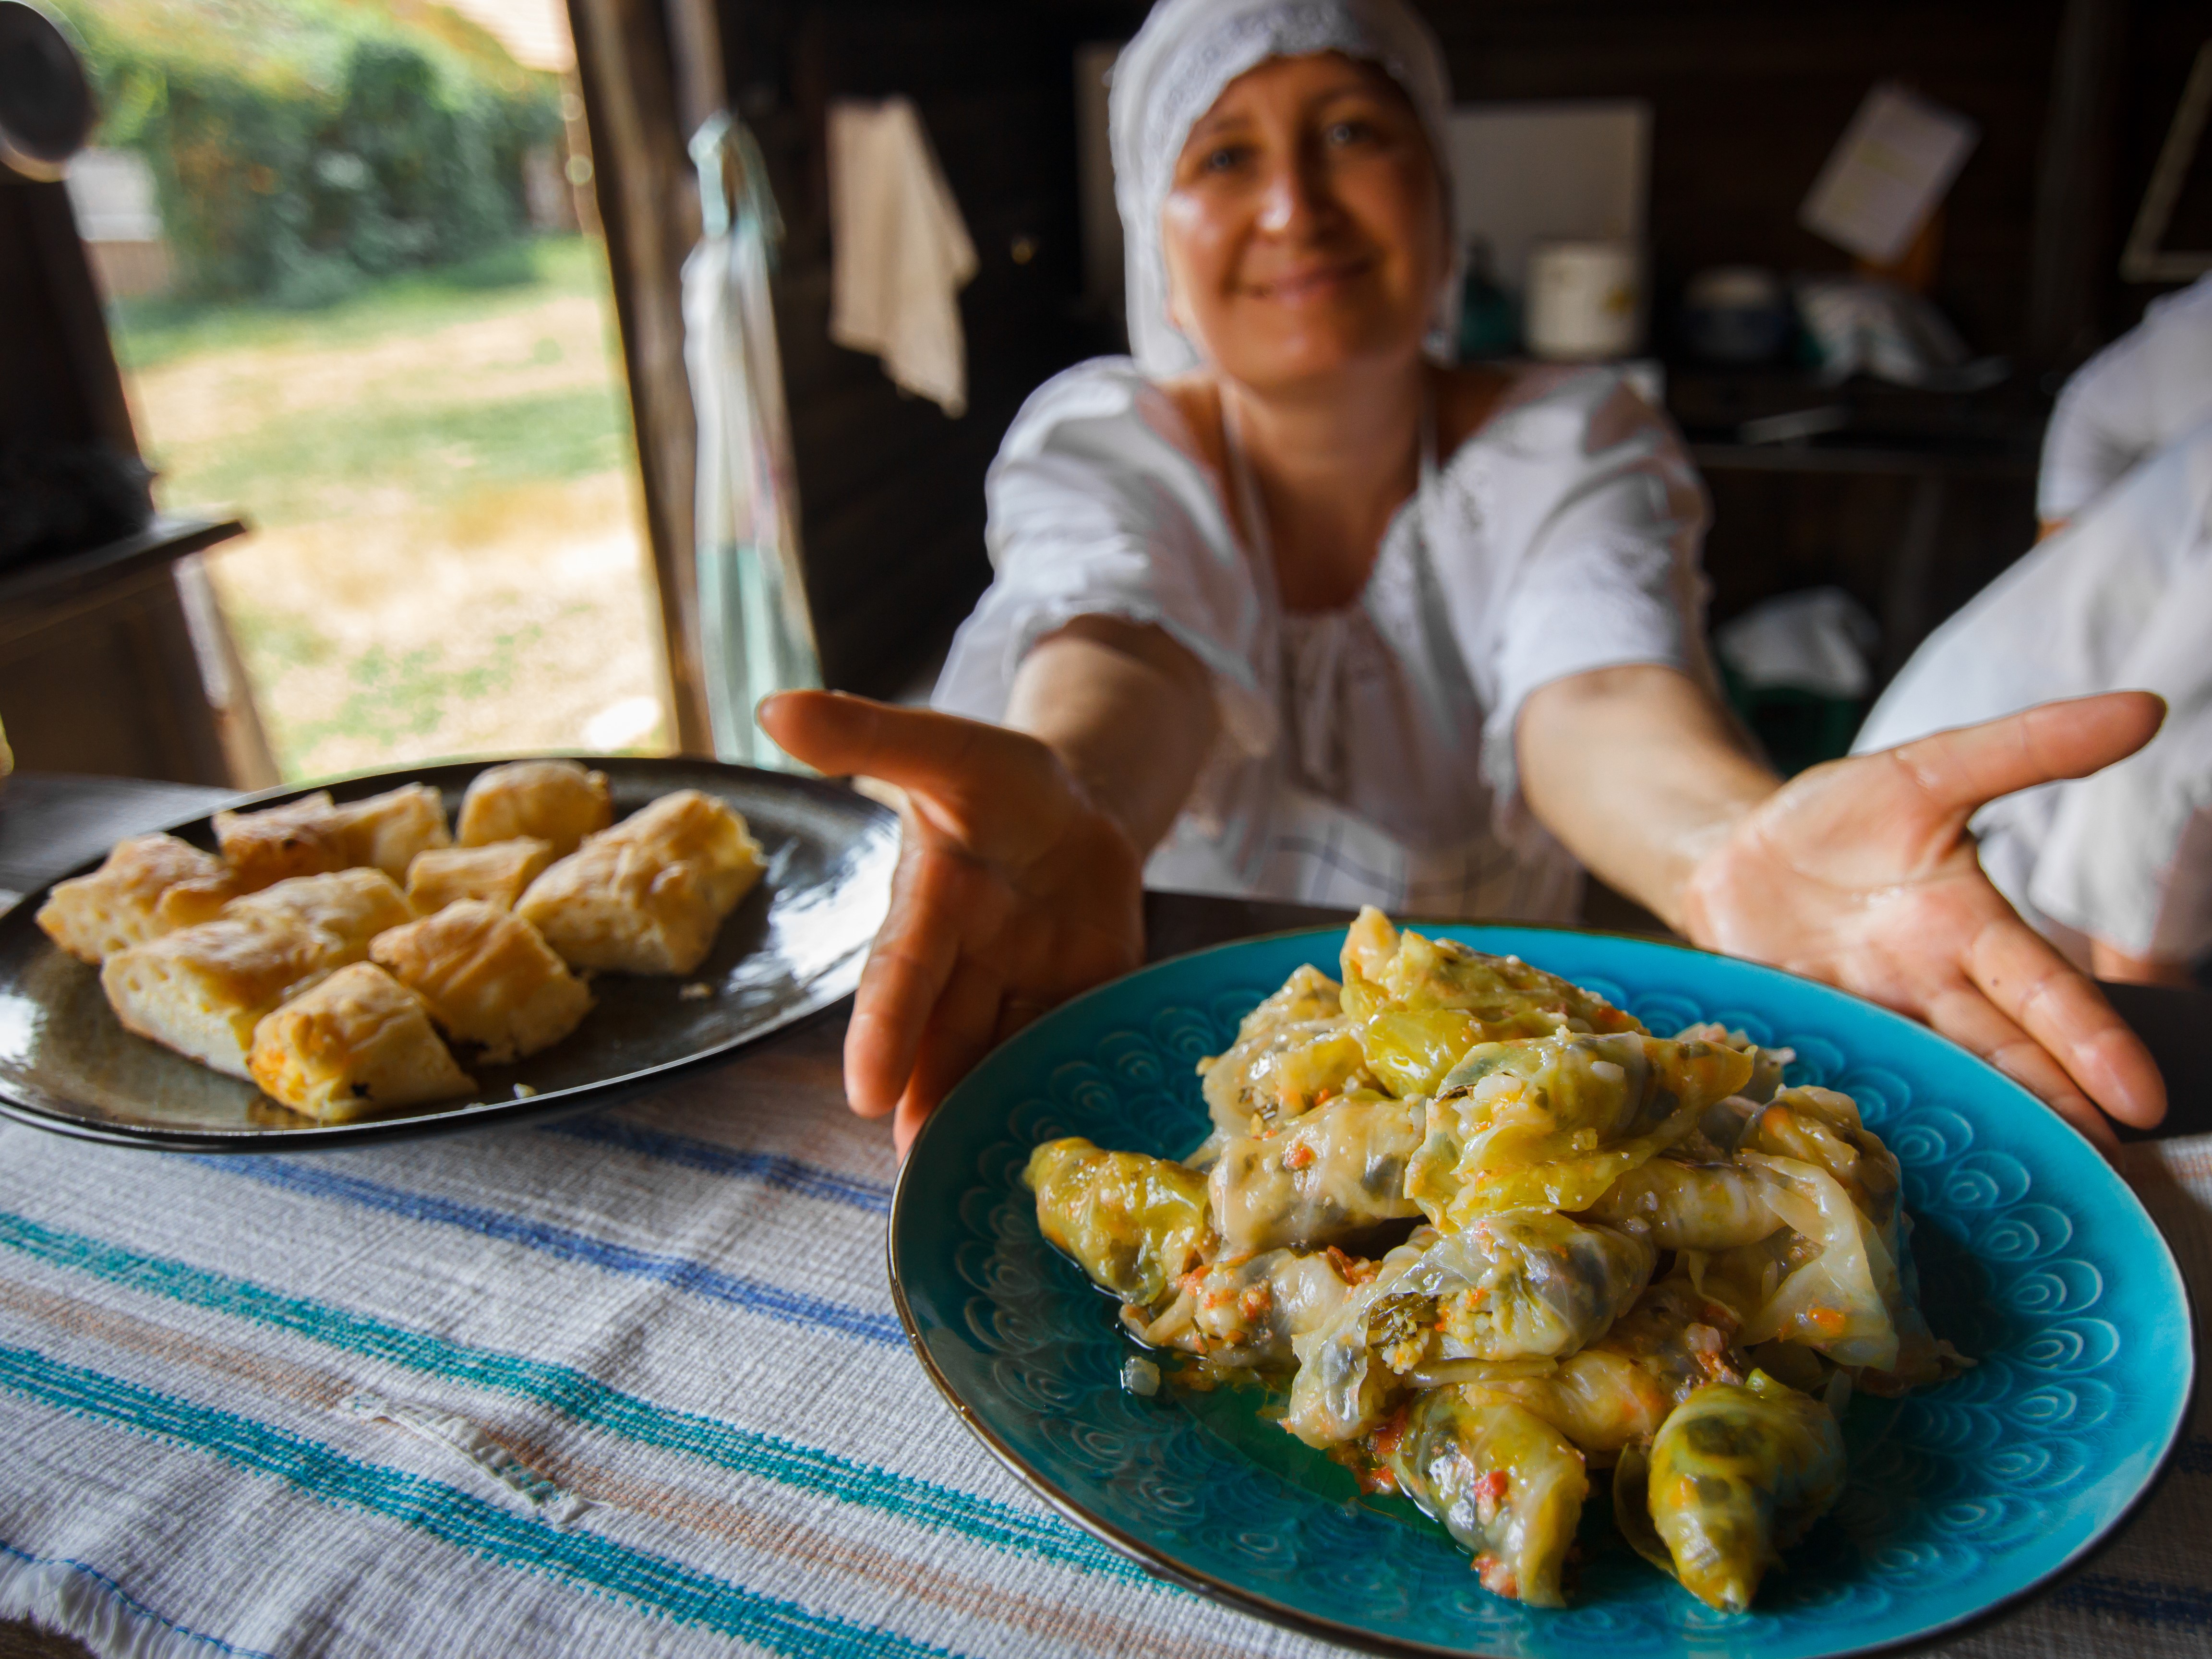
405,839,554,914
214,785,453,888
222,868,415,952
457,760,613,858
36,833,228,964
249,963,474,1123
331,783,452,879
370,900,592,1063
516,789,764,975
101,916,360,1079
214,791,349,890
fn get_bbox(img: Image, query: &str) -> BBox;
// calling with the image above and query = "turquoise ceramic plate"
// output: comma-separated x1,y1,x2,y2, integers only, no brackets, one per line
889,925,2195,1659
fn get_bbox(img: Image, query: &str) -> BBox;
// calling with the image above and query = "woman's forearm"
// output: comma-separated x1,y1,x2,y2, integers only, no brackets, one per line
1005,616,1220,857
1516,665,1778,933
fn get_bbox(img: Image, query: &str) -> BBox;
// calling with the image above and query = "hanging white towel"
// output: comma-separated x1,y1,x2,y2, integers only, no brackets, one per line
827,96,978,417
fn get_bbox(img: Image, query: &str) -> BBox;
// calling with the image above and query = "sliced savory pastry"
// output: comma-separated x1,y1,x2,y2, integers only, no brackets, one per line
215,784,452,888
222,868,415,954
248,963,474,1123
213,791,351,890
517,789,764,975
370,900,592,1063
35,833,232,963
404,838,554,914
329,783,452,880
101,915,365,1079
457,759,613,858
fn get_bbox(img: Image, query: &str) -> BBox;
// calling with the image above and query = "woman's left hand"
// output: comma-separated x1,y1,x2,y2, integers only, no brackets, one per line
1680,691,2168,1150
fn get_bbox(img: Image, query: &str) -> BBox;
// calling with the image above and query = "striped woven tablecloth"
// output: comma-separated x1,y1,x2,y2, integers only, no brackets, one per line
0,1009,2206,1659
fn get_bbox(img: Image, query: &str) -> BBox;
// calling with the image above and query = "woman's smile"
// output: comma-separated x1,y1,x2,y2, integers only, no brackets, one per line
1239,254,1377,302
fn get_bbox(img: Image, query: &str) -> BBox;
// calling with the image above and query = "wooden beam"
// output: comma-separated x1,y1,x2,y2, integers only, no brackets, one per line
563,0,716,755
2027,0,2129,370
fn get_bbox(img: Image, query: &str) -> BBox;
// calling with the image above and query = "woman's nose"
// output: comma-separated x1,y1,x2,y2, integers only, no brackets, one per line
1256,152,1327,237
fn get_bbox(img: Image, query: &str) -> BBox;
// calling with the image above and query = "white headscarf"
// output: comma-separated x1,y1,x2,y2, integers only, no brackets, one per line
1108,0,1456,377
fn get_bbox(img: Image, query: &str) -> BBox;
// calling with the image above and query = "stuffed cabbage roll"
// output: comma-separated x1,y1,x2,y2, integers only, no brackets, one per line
1207,1091,1424,1251
1737,1086,1900,1235
1283,1215,1652,1446
1449,1267,1748,1460
1617,1370,1846,1612
1199,1018,1377,1137
1339,908,1643,1098
1406,1034,1753,1225
1673,1022,1793,1104
1282,1229,1435,1446
1691,1153,1904,1372
1585,1158,1787,1250
1127,1245,1365,1370
1374,1388,1588,1607
1595,1265,1748,1409
1221,963,1346,1044
1454,1350,1670,1462
1023,1138,1212,1308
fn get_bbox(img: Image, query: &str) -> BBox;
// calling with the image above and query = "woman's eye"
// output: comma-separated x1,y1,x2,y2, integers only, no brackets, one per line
1325,119,1376,147
1203,144,1248,173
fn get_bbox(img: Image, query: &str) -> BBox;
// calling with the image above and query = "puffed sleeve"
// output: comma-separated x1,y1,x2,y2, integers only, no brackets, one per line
1433,369,1712,807
932,357,1277,757
2038,274,2212,525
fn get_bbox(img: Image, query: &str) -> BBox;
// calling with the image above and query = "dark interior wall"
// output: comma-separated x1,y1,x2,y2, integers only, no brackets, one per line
719,0,1146,699
2107,0,2212,337
721,0,2200,698
1419,0,2070,364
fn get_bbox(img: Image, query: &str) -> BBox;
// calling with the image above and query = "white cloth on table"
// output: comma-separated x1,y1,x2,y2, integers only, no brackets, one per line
1855,414,2212,965
1107,0,1458,377
2038,273,2212,525
0,1034,1356,1659
932,355,1713,919
827,96,977,417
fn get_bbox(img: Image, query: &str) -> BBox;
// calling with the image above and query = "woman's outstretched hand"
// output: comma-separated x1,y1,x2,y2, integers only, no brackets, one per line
759,691,1146,1154
1680,691,2169,1151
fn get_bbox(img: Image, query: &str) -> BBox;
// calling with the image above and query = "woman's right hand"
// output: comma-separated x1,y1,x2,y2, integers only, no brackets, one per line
758,691,1147,1153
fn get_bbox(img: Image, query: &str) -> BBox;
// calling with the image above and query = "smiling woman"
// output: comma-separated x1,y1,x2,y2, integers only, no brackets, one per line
759,0,2167,1159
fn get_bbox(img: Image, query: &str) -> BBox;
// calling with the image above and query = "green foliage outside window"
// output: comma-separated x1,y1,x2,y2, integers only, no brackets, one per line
54,0,561,306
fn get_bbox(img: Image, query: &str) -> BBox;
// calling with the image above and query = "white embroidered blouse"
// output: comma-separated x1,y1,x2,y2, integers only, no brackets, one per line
933,356,1714,920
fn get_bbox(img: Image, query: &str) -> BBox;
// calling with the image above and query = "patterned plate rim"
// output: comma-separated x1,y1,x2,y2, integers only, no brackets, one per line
887,920,2199,1659
0,754,895,1152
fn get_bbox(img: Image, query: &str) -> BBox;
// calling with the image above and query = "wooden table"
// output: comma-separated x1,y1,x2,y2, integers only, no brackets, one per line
0,770,2205,1658
3,771,2203,1140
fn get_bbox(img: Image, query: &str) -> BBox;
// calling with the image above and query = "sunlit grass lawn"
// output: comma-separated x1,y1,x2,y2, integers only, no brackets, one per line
111,235,670,781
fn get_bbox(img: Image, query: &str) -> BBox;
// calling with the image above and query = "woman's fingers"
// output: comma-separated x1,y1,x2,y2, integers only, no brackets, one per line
1917,978,2120,1154
905,955,1010,1120
842,839,968,1117
1891,692,2165,817
1963,911,2167,1128
758,691,1063,854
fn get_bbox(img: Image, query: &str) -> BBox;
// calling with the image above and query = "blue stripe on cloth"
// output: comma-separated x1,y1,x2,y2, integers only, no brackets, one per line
199,1158,902,1345
2055,1573,2212,1628
542,1119,892,1214
0,1210,1140,1583
0,1343,961,1659
0,1535,277,1658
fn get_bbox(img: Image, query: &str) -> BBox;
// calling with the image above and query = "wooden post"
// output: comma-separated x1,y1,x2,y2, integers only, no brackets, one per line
2026,0,2128,373
563,0,717,755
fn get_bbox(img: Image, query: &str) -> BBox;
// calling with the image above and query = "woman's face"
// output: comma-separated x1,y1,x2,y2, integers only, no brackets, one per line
1159,51,1446,392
